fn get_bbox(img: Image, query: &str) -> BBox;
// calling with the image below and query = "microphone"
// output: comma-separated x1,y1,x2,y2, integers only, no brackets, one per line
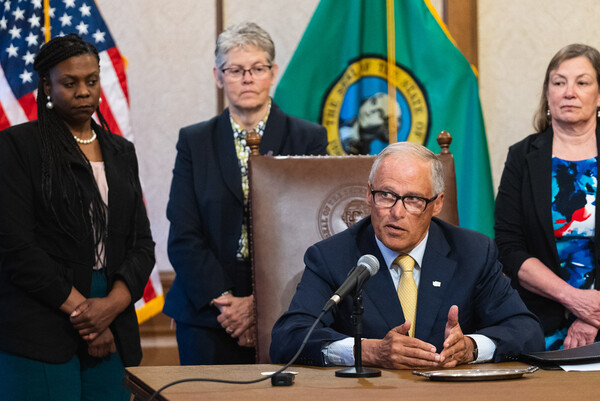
322,254,380,312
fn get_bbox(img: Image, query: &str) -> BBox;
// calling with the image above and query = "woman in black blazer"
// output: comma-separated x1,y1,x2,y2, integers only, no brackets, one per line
163,22,327,365
0,35,154,400
495,44,600,351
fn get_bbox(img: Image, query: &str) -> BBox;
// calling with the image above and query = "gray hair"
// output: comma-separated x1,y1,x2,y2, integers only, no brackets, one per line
533,43,600,133
215,22,275,69
369,142,445,195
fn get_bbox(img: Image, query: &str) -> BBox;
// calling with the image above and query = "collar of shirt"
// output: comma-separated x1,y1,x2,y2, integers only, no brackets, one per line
229,98,272,136
374,231,429,289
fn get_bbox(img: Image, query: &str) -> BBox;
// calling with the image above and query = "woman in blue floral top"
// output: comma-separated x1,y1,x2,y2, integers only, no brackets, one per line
495,44,600,350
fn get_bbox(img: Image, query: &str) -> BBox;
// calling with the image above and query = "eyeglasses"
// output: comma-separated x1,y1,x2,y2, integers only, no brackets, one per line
370,187,438,214
221,64,272,81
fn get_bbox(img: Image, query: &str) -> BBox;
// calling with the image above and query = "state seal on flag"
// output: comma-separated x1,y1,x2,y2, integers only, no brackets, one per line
320,55,430,155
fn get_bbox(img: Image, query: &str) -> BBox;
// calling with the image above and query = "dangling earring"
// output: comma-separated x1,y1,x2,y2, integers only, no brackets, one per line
597,108,600,118
98,97,102,104
45,95,53,110
546,109,551,118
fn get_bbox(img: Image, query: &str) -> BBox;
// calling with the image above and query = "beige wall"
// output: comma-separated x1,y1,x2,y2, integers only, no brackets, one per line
95,0,600,271
96,0,321,272
478,0,600,191
95,3,217,277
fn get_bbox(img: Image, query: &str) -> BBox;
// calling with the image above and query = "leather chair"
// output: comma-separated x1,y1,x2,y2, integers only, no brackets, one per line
248,131,458,363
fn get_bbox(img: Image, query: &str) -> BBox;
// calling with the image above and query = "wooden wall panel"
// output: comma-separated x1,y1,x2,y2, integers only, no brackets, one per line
445,0,478,69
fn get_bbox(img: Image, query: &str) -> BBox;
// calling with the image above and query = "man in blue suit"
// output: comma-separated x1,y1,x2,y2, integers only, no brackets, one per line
270,142,544,369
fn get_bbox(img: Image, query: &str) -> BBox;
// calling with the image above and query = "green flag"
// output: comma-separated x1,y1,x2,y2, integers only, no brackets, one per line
274,0,494,237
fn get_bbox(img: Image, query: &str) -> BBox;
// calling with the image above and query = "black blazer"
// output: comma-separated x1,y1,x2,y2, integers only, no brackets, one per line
270,217,544,366
494,126,600,335
0,121,155,366
163,102,327,327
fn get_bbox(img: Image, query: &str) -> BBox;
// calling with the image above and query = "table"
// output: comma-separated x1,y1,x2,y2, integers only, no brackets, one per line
125,362,598,401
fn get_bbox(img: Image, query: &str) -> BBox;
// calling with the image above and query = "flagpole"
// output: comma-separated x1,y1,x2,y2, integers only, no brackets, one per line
386,0,397,144
43,0,51,42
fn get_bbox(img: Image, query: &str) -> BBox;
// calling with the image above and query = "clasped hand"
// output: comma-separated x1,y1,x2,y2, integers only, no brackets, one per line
69,298,119,358
70,297,117,341
212,293,256,347
362,305,474,369
566,288,600,328
87,328,117,358
564,318,599,349
560,288,600,349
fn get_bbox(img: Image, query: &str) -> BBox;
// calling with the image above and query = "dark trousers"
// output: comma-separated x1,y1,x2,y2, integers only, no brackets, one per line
176,322,255,365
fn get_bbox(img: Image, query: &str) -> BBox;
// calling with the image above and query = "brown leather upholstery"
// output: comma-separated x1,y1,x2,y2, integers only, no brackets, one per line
249,132,458,363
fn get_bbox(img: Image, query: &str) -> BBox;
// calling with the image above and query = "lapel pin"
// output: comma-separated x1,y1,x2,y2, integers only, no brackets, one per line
432,281,441,287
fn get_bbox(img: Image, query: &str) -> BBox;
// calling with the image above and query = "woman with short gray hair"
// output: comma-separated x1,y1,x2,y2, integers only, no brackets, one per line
163,21,327,365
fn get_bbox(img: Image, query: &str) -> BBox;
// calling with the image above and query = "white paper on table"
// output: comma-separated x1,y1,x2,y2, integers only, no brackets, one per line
559,362,600,371
260,371,298,375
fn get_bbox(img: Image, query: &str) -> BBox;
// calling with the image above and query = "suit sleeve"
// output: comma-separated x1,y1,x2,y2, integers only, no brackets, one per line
494,143,533,279
166,129,234,310
0,130,72,309
472,236,545,360
270,244,349,366
111,143,156,301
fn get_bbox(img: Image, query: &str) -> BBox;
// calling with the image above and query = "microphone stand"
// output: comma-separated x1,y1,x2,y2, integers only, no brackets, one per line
335,291,381,378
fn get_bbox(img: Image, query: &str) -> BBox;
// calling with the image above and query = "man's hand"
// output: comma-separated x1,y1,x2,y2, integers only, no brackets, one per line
87,328,117,358
438,305,474,367
361,321,441,369
212,293,255,339
564,318,599,349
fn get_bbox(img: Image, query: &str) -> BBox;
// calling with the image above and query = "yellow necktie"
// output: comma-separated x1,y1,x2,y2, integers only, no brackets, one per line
395,255,417,337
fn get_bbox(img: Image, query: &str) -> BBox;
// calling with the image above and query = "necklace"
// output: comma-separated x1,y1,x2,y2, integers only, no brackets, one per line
73,130,97,144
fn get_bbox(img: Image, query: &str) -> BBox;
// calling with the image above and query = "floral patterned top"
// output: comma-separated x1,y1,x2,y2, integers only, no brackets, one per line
546,156,597,350
230,100,271,261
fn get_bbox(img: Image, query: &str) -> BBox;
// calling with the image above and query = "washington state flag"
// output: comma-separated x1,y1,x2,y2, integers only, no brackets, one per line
274,0,494,236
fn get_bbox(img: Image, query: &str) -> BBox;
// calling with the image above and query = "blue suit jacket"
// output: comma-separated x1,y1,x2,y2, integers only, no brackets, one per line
163,102,327,327
270,217,544,366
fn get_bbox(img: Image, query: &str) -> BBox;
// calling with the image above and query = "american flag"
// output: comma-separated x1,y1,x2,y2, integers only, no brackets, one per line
0,0,164,324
